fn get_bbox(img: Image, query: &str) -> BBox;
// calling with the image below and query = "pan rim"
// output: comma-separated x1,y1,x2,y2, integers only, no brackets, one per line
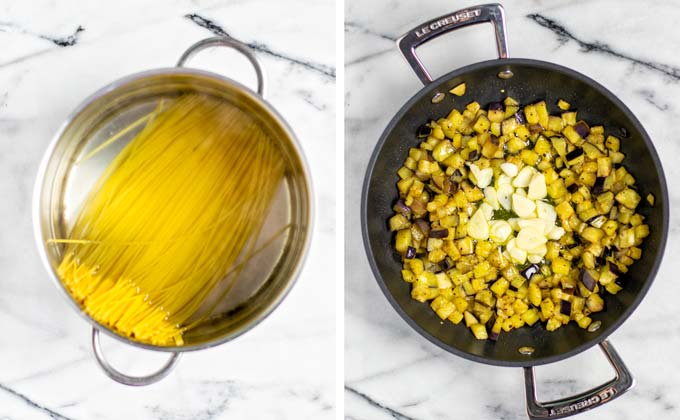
361,57,669,367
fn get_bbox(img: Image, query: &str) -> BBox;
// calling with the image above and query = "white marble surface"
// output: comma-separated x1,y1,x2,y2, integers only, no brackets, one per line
345,1,679,419
0,0,335,419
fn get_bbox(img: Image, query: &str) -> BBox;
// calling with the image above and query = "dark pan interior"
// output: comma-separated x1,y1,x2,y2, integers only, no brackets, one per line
362,59,668,367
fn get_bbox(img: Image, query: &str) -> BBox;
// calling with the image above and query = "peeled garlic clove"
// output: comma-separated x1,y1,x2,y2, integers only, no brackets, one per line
501,162,518,177
527,172,547,200
496,174,512,188
489,220,512,243
467,208,489,240
507,218,521,231
536,201,557,233
527,253,544,264
509,246,527,264
484,187,500,210
512,193,536,218
469,164,482,186
512,166,535,188
516,226,547,250
517,218,546,232
479,202,494,221
527,243,548,257
470,167,493,189
479,168,494,188
497,184,514,210
547,226,566,240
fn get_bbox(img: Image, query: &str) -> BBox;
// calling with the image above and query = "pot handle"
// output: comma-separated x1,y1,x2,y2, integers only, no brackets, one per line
91,327,182,386
523,340,634,420
176,36,267,98
397,3,510,85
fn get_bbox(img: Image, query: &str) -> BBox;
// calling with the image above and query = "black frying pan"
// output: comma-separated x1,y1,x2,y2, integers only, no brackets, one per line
361,4,668,419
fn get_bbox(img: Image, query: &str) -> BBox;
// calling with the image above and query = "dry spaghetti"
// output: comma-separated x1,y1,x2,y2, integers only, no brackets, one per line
52,93,285,346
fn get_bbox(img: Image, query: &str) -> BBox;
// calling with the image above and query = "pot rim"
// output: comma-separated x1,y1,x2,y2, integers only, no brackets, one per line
33,66,315,353
361,57,669,367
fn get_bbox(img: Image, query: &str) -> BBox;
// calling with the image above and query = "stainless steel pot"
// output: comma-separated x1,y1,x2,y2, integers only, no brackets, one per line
33,37,313,386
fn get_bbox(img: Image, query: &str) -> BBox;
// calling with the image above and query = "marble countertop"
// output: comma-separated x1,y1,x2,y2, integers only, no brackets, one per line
0,0,335,419
345,1,679,419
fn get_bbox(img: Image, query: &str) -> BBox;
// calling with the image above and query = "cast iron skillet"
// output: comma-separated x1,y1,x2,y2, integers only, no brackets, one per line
361,4,668,419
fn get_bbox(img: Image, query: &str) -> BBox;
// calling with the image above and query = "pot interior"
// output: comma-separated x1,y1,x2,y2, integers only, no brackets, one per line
363,59,667,366
35,69,312,351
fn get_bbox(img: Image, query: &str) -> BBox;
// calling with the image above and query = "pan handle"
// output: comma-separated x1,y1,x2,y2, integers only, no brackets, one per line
523,340,634,420
91,328,182,386
177,36,267,98
397,3,510,85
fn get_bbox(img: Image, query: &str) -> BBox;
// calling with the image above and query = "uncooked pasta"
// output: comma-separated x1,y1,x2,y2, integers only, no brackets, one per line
51,93,285,346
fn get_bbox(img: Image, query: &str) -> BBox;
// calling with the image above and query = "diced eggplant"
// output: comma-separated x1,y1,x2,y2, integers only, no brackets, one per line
467,150,481,161
580,268,597,291
439,258,452,271
647,193,655,206
410,199,426,215
451,169,464,184
560,300,572,316
389,214,410,231
394,96,651,340
586,293,604,312
528,124,543,134
562,284,575,295
520,264,540,281
393,199,412,217
565,148,583,161
414,170,429,182
608,262,624,277
417,124,432,138
489,102,504,111
567,183,579,194
449,83,466,96
414,218,430,236
442,176,457,194
588,215,607,228
592,177,606,195
574,121,590,138
429,229,448,239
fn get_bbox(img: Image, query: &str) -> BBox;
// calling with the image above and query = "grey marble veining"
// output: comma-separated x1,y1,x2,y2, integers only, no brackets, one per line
0,0,335,418
345,1,679,419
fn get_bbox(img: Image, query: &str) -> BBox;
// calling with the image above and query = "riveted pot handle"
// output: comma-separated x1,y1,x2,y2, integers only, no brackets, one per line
397,3,510,85
524,340,634,420
91,328,181,386
177,36,267,98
